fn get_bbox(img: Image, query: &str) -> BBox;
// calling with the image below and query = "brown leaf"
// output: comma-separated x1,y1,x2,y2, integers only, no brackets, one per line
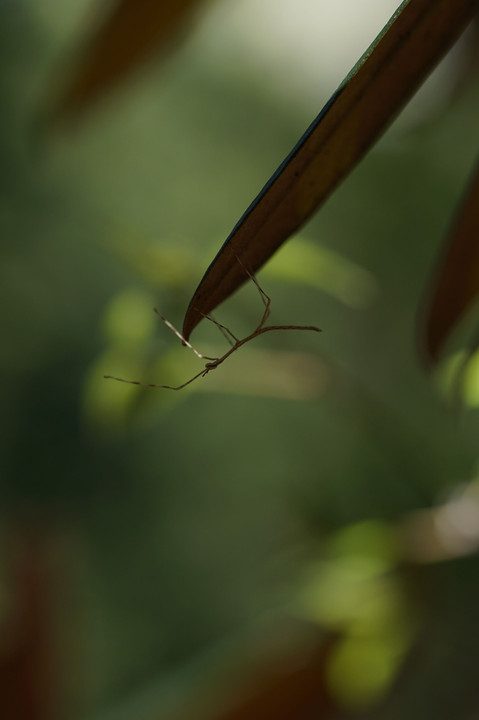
212,633,337,720
52,0,204,120
183,0,479,340
421,157,479,365
0,530,58,720
173,625,338,720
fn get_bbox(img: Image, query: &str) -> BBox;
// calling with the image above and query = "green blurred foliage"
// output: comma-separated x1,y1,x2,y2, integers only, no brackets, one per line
2,2,479,719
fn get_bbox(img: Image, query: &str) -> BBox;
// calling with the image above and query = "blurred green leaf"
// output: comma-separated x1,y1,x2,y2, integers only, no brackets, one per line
102,287,157,345
183,0,479,340
264,237,377,308
298,521,413,711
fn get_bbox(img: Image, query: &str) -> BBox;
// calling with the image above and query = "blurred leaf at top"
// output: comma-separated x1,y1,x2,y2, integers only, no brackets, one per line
421,157,479,365
50,0,206,121
182,0,479,340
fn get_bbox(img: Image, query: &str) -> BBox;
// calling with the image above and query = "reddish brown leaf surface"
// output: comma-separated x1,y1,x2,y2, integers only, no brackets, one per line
53,0,203,120
210,634,337,720
183,0,479,340
173,627,338,720
0,531,58,720
421,158,479,364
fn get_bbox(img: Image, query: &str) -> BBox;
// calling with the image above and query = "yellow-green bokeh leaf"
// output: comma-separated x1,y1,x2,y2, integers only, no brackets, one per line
264,237,377,308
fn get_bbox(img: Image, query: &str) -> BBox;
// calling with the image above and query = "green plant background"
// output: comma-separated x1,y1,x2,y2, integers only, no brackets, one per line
2,2,479,718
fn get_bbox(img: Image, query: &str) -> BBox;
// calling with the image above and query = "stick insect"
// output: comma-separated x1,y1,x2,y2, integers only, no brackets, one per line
104,269,321,390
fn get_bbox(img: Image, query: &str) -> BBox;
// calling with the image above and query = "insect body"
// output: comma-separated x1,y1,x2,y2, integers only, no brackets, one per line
104,269,321,390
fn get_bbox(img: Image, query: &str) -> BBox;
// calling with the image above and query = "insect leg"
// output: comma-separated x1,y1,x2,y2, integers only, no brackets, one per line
201,311,239,345
153,309,217,361
104,366,209,390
